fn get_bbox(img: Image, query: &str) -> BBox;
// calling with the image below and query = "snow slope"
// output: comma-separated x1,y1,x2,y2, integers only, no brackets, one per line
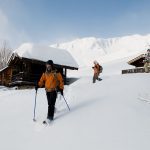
0,60,150,150
51,34,150,66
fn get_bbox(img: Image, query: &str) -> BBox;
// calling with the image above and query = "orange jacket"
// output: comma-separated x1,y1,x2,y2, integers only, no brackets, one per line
38,70,64,92
93,64,100,74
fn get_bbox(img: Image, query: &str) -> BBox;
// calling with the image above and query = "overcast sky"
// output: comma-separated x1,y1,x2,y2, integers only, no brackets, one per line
0,0,150,48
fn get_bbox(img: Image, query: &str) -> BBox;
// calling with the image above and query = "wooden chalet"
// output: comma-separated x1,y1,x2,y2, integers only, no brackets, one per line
122,53,147,74
0,44,78,87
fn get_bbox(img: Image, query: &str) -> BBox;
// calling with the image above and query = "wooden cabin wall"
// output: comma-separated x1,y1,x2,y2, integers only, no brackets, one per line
0,68,12,86
22,61,32,81
7,56,76,86
24,61,31,73
6,68,12,85
10,59,32,83
0,73,2,85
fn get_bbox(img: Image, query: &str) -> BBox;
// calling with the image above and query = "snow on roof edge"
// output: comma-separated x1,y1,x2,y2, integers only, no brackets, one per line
12,43,79,68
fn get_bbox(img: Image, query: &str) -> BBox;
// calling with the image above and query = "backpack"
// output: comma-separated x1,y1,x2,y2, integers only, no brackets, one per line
99,65,103,73
95,64,103,73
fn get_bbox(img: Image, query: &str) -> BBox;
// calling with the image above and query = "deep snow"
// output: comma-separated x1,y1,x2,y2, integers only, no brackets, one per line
0,59,150,150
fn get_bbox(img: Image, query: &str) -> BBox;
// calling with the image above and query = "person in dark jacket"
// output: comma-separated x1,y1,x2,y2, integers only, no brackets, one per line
35,60,64,121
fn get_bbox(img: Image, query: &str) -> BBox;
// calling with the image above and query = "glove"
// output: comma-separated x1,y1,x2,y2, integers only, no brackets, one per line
59,89,63,96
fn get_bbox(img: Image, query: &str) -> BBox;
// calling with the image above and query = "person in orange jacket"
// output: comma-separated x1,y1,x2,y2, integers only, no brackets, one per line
92,60,102,83
35,60,64,121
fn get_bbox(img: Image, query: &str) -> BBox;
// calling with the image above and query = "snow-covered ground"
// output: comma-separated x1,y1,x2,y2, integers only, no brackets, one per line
0,60,150,150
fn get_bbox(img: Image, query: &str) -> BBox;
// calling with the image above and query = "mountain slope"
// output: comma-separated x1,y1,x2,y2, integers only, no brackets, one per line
51,34,150,66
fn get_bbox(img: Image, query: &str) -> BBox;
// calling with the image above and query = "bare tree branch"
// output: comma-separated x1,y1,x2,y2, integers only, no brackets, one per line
0,40,12,70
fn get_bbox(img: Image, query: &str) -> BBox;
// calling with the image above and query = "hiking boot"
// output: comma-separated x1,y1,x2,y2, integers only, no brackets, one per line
47,116,53,121
98,78,102,81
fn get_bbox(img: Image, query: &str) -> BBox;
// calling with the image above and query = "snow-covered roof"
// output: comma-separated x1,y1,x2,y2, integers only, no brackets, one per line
128,54,145,64
0,66,9,72
12,43,78,68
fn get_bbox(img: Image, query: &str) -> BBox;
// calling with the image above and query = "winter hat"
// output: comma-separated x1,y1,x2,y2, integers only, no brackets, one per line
94,60,98,64
46,60,53,65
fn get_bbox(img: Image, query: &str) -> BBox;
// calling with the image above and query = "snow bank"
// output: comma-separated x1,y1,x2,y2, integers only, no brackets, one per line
0,60,150,150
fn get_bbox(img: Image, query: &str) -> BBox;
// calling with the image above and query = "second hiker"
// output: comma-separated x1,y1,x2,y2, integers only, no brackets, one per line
92,60,103,83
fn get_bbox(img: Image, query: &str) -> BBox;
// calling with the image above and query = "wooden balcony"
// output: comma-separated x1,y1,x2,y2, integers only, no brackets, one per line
122,67,150,74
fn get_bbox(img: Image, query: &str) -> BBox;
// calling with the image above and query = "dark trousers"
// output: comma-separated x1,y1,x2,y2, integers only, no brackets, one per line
46,91,57,120
93,73,102,83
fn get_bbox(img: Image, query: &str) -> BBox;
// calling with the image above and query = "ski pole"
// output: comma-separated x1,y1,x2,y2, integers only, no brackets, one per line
33,90,38,121
61,95,70,111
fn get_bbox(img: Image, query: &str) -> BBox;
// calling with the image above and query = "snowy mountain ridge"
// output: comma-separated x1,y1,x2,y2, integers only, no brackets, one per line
51,34,150,66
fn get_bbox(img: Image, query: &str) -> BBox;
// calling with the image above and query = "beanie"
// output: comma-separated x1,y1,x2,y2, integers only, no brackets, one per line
46,60,53,65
